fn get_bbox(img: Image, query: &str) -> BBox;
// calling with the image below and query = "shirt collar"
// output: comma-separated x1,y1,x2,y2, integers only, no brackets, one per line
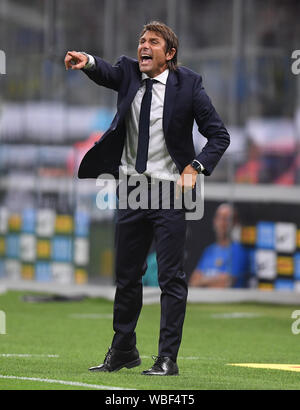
142,68,169,85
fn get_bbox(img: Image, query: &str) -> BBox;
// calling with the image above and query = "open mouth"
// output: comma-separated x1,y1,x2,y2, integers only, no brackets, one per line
140,55,153,63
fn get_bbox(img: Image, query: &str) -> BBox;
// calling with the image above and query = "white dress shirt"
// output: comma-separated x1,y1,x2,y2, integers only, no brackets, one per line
120,70,180,181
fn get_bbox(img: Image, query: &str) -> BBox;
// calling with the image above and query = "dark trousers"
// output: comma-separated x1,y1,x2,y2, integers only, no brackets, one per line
111,179,188,362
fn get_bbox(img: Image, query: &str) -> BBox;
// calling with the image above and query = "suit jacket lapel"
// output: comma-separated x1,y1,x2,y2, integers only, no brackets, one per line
163,70,179,136
100,72,141,142
120,68,142,120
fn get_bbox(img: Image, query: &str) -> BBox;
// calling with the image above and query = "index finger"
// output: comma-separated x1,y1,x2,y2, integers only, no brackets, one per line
67,51,80,58
64,53,73,69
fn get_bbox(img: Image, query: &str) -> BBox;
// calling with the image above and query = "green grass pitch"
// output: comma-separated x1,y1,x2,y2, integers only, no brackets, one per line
1,290,300,390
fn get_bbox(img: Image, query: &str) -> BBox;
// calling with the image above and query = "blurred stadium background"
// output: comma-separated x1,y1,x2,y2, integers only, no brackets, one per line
0,0,300,295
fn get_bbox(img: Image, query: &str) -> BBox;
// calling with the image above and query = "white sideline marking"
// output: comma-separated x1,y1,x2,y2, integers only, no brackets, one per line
0,375,134,390
0,354,59,358
211,312,261,319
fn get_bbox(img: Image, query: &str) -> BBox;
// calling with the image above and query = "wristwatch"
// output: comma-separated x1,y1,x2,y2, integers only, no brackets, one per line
191,159,204,174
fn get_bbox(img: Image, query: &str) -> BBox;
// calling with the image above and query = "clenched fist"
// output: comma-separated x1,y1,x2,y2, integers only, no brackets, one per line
64,51,88,70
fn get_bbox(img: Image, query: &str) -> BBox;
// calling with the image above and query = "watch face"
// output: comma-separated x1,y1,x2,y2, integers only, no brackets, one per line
192,161,201,171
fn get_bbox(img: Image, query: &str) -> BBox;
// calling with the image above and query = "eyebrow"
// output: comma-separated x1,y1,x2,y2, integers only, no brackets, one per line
139,35,162,42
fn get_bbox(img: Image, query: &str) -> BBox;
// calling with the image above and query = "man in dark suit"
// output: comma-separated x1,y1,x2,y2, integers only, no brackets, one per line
64,21,230,376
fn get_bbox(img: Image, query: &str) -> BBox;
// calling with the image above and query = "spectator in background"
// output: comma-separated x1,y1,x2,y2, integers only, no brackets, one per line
189,203,248,288
235,140,262,184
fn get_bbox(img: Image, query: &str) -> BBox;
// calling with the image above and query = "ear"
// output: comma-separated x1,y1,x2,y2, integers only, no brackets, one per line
166,48,176,61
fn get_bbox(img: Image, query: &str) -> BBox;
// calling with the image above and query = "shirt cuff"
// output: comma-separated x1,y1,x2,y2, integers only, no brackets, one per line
80,52,96,70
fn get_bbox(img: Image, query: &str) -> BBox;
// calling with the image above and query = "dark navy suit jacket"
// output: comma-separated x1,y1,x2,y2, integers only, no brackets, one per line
78,55,230,179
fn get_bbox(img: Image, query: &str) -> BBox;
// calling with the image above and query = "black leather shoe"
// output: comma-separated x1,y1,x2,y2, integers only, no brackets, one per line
89,347,141,372
141,356,179,376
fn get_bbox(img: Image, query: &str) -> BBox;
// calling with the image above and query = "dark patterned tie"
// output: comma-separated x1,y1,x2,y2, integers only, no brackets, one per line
135,78,154,174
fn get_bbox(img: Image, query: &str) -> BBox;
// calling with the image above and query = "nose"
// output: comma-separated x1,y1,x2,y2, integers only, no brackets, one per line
140,41,151,50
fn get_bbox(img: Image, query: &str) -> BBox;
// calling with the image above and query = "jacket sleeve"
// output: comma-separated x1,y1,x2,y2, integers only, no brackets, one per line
192,75,230,176
81,55,125,92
